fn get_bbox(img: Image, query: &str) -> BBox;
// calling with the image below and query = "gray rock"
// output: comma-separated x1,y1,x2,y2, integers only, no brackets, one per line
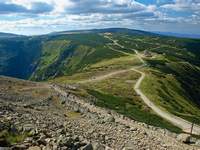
130,127,137,131
195,139,200,146
29,128,38,136
17,126,23,132
177,133,191,143
92,142,106,150
57,135,73,147
24,137,33,143
123,142,136,150
122,148,135,150
37,133,47,145
104,115,115,122
23,124,35,132
12,144,28,149
188,137,197,143
56,128,65,134
81,143,93,150
28,146,41,150
105,146,113,150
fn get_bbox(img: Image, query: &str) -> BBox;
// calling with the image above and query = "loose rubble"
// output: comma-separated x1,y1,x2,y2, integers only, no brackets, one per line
0,77,199,150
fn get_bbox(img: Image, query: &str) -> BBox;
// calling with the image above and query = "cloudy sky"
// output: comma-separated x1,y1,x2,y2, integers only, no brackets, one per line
0,0,199,35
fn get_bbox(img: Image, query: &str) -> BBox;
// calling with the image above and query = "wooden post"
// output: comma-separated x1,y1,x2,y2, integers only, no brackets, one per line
190,122,194,135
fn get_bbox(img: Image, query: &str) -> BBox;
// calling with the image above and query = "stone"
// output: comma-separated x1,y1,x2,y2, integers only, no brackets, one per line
45,138,51,144
56,128,65,134
28,146,41,150
41,124,47,128
6,116,12,121
37,133,47,145
103,115,115,123
195,139,200,146
29,129,38,136
123,142,136,150
188,137,197,143
52,143,58,150
130,127,137,131
81,143,93,150
17,126,23,132
123,148,135,150
105,136,111,141
73,135,80,142
105,146,113,150
23,124,35,132
24,137,33,143
92,142,106,150
177,134,191,143
12,144,28,150
57,135,73,147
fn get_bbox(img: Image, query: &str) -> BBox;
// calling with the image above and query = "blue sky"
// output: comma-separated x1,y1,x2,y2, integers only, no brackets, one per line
0,0,199,35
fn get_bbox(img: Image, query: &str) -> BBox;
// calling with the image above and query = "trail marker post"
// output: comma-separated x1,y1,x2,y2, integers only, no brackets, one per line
190,122,194,135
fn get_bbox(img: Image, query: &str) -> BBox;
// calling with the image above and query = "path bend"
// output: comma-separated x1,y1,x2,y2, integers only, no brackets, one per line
103,34,200,135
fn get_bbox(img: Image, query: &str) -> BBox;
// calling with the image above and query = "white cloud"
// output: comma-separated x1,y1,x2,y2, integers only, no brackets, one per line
0,0,199,34
161,0,200,12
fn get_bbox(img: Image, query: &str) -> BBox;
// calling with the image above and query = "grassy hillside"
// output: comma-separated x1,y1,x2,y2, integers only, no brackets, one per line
141,61,200,124
31,33,126,81
82,71,182,132
107,33,200,124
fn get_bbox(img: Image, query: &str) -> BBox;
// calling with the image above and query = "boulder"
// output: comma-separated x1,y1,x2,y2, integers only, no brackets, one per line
81,143,93,150
28,146,41,150
122,148,135,150
103,115,115,123
195,140,200,146
12,144,28,150
37,133,47,145
123,142,136,150
23,124,35,132
177,134,191,143
57,135,73,147
92,142,106,150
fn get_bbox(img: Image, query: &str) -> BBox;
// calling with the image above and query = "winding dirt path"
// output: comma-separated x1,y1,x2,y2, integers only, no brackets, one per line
78,69,131,84
132,68,200,135
89,35,200,135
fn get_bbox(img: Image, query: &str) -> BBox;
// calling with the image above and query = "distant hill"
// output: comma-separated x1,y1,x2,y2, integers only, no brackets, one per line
0,32,24,38
50,28,157,36
154,31,200,39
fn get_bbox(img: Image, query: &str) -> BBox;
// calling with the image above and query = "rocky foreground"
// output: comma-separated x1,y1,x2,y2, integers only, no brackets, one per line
0,76,200,150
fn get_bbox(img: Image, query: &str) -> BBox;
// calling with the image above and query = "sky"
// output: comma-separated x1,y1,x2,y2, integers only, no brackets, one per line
0,0,199,35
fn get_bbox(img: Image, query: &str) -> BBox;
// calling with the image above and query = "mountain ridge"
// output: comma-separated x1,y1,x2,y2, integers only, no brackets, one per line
154,31,200,39
1,28,200,40
0,28,184,38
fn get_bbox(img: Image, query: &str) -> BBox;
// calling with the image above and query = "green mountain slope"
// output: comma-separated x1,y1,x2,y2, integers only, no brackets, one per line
108,33,200,123
0,37,41,78
0,28,200,130
30,33,125,81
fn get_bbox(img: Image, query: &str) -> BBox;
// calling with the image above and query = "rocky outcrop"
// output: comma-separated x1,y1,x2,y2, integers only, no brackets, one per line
0,79,199,150
51,84,200,149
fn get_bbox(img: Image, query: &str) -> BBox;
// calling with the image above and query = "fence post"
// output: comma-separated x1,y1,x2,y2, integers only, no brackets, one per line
190,122,194,135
